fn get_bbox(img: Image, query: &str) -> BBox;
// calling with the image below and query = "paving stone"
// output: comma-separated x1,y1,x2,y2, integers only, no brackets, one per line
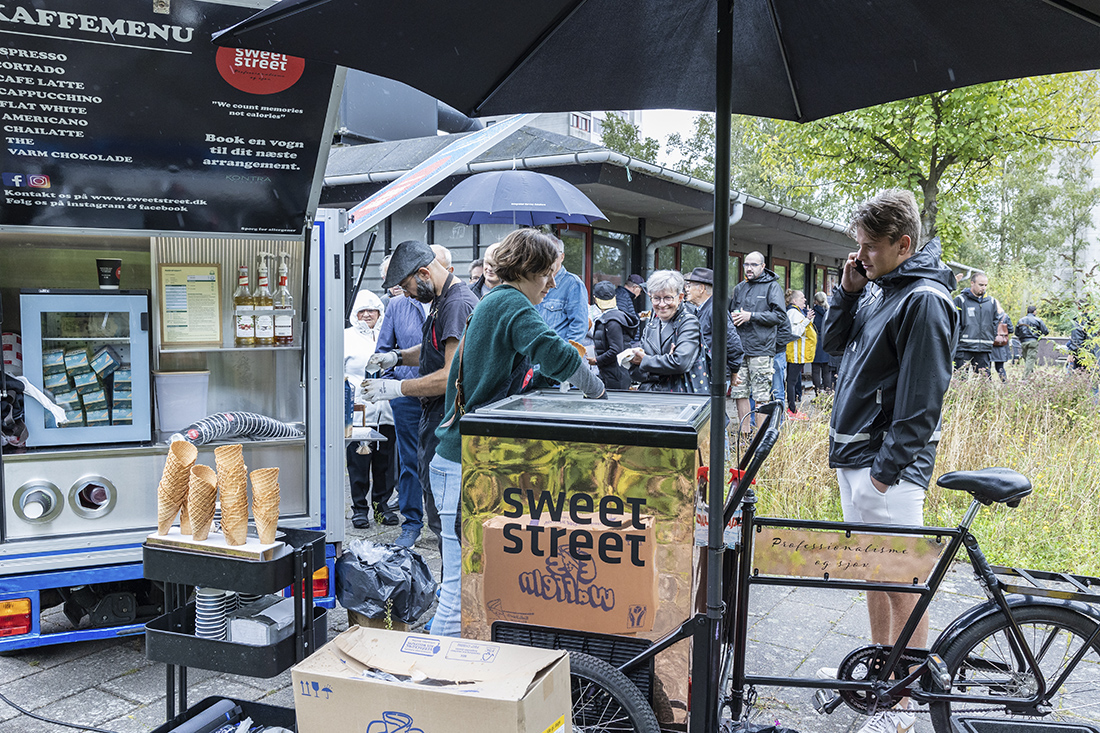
34,687,134,728
785,584,863,613
748,595,844,651
0,644,152,707
0,655,33,686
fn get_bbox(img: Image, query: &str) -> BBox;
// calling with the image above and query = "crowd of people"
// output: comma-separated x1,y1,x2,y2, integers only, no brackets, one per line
340,188,1084,733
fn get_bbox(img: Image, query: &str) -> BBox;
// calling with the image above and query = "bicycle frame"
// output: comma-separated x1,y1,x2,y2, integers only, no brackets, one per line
613,436,1100,729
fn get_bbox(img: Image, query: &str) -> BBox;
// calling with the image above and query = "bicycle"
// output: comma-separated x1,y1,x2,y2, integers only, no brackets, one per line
555,401,1100,733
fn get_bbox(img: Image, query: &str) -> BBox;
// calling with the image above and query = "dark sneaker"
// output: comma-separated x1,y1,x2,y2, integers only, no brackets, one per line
394,526,420,548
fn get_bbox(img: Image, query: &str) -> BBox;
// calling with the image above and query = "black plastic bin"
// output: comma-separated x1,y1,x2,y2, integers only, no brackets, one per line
151,696,296,733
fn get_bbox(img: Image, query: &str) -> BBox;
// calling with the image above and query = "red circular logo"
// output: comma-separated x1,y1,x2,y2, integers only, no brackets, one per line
215,47,305,95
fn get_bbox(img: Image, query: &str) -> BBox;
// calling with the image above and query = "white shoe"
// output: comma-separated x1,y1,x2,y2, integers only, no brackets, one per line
857,710,916,733
816,666,838,679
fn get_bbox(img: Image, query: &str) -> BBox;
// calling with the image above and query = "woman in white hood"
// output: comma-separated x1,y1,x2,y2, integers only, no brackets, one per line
344,289,398,528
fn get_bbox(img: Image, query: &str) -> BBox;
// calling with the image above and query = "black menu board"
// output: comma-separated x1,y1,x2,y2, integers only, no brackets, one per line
0,0,337,235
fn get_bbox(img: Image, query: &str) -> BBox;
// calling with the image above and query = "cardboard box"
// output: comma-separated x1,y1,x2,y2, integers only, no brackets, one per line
64,347,92,374
481,512,658,635
292,627,569,733
90,345,122,377
72,370,101,395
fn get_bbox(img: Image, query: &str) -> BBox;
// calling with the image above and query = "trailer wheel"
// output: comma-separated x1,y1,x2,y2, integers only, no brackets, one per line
570,651,660,733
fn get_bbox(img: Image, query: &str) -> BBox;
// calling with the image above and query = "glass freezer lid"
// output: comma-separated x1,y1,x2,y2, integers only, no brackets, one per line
473,390,709,427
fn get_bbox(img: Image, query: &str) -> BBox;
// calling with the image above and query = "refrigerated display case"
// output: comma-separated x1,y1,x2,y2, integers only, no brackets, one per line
20,289,152,446
458,390,710,726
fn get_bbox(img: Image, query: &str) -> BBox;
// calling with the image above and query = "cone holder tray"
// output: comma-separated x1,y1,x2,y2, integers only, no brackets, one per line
143,527,323,595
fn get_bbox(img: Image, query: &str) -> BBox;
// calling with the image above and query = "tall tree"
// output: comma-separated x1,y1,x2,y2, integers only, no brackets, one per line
665,113,839,215
753,73,1100,250
599,112,660,163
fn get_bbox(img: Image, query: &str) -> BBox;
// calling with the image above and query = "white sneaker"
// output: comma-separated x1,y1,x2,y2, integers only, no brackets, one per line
816,666,839,679
857,710,916,733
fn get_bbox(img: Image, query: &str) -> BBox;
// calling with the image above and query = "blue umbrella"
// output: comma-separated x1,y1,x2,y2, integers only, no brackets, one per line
425,170,606,226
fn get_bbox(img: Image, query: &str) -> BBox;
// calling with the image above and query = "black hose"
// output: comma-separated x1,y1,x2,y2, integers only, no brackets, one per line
0,687,120,733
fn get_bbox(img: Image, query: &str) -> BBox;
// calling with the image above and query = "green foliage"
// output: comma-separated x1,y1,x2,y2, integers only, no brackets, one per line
755,366,1100,576
599,112,660,163
751,73,1100,245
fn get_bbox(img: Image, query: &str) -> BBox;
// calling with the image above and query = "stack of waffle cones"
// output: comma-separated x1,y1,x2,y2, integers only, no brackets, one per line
250,467,280,544
187,465,218,541
156,441,198,535
215,443,248,546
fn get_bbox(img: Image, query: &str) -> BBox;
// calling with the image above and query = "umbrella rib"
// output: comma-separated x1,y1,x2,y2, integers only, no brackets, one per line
474,0,592,116
1041,0,1100,27
763,0,803,121
217,0,334,38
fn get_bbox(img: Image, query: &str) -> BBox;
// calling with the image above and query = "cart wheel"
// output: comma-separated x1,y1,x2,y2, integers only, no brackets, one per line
570,651,660,733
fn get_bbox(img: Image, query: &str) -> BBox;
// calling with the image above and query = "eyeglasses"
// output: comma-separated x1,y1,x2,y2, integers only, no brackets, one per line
652,294,679,304
744,261,764,268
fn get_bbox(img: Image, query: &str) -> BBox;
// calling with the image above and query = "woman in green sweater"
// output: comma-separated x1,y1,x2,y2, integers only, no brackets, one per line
429,228,605,637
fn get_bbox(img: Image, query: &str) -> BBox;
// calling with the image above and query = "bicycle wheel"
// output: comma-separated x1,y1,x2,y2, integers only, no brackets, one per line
929,605,1100,733
570,651,661,733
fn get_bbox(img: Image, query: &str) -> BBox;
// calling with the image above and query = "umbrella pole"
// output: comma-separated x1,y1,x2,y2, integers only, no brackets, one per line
694,0,736,731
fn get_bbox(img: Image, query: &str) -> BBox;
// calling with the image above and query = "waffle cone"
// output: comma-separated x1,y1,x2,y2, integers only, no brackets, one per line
215,444,248,545
187,464,218,541
179,502,192,534
156,440,198,535
250,467,280,544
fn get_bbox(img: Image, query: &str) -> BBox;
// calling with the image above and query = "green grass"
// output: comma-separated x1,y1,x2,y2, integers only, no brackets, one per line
749,365,1100,577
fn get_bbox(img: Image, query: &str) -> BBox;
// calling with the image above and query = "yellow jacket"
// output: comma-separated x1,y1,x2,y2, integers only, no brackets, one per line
786,307,817,364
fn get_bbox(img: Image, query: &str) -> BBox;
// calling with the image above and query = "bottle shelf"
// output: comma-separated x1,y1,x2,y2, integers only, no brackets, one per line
158,342,301,354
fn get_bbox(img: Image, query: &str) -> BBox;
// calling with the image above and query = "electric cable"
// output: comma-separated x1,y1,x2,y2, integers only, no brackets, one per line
0,687,121,733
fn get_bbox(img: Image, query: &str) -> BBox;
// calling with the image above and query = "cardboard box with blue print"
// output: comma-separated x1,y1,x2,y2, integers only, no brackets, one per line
481,508,658,635
291,626,570,733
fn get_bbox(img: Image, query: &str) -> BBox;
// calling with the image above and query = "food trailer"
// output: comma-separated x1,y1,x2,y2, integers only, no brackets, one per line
458,390,712,727
0,0,348,651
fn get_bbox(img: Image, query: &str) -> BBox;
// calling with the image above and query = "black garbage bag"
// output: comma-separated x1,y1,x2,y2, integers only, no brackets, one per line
335,541,437,624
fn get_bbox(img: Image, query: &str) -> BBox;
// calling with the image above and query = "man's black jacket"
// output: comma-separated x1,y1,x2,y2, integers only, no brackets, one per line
823,239,959,488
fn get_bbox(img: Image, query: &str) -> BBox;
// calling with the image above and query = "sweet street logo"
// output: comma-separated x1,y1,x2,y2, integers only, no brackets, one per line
518,550,615,612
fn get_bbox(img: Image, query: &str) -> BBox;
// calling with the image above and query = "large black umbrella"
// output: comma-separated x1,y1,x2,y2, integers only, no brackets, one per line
214,3,1100,730
213,0,1100,122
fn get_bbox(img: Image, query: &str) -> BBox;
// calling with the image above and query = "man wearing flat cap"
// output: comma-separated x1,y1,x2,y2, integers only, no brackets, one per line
365,240,479,547
684,267,743,386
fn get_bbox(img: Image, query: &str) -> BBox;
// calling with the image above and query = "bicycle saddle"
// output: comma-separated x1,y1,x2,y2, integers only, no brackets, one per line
936,467,1032,506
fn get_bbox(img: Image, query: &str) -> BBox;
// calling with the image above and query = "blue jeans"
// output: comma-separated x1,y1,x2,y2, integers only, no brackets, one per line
428,453,462,637
772,351,786,406
390,396,424,531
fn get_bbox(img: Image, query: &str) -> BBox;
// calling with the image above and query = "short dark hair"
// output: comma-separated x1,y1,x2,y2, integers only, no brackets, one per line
492,229,559,283
849,189,922,250
1027,305,1037,314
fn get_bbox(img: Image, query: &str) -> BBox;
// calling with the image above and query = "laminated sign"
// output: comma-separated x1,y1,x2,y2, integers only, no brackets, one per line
482,488,658,634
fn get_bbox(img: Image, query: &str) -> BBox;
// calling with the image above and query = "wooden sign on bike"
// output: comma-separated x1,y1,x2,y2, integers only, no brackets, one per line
753,526,946,584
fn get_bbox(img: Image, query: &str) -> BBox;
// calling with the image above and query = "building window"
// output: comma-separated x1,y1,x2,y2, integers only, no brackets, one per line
570,113,592,133
592,229,632,288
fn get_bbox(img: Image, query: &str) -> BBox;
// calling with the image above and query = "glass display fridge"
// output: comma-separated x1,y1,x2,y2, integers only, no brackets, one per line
458,389,710,727
20,289,152,447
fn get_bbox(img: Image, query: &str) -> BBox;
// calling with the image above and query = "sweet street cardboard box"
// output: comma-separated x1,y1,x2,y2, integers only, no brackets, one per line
482,512,658,635
292,626,569,733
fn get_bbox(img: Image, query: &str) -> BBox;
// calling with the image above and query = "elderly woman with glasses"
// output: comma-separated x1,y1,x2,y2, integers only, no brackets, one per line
627,269,706,392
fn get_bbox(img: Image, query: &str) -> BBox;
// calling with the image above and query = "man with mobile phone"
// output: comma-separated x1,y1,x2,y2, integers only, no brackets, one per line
821,189,959,733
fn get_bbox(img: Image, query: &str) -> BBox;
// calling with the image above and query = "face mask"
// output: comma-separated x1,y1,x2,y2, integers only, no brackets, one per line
355,318,372,335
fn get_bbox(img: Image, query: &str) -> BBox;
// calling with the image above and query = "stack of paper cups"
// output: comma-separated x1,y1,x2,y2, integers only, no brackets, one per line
194,588,228,640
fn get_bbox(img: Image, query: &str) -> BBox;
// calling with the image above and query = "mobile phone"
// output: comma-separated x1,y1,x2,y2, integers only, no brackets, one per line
853,259,867,277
